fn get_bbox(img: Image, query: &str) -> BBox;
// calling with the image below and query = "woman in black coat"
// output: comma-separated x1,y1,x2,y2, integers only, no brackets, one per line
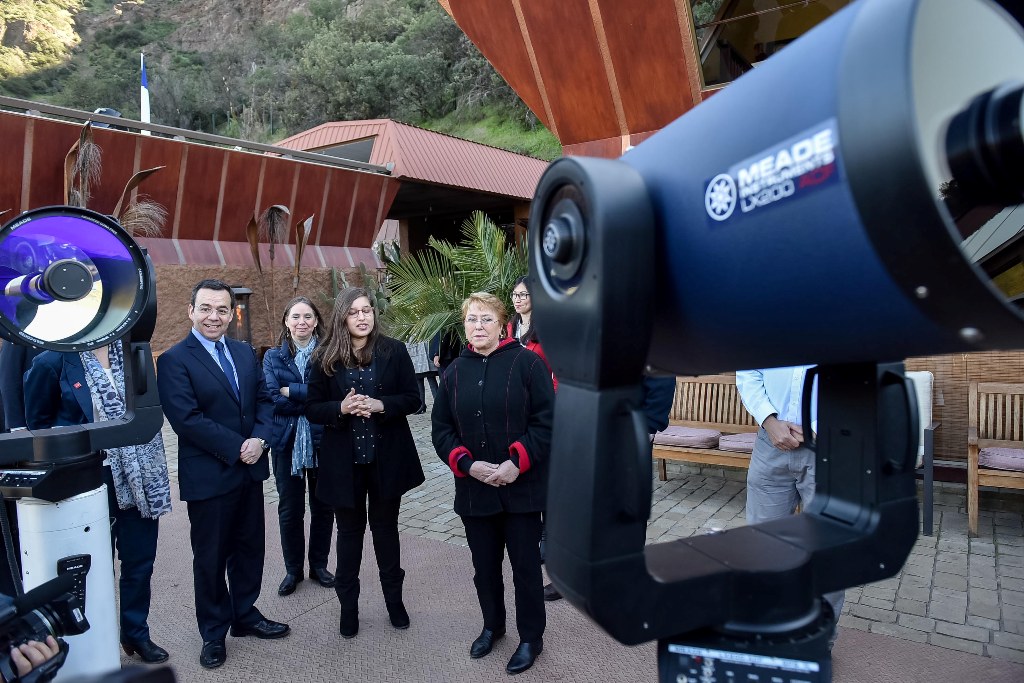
263,296,336,597
306,287,425,640
432,292,555,676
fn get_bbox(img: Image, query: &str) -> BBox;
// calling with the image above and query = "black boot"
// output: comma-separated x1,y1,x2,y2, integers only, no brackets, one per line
339,608,359,639
336,577,360,638
381,568,409,628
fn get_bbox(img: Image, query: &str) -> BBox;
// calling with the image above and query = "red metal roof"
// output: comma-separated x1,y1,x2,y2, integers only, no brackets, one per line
277,119,549,200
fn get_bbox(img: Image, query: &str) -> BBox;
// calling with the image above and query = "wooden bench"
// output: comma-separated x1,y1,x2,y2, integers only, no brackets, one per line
654,374,758,480
968,381,1024,536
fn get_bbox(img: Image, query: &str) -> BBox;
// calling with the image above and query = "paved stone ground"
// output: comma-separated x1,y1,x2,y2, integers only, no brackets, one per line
153,392,1024,674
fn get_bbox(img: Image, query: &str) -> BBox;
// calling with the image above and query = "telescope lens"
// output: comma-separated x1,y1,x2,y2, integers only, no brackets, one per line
0,207,149,351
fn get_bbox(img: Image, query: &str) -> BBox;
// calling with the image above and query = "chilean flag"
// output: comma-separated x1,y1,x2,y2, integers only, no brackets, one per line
140,53,151,135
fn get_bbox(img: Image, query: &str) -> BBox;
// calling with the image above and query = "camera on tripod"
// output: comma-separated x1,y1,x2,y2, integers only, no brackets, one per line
0,573,88,683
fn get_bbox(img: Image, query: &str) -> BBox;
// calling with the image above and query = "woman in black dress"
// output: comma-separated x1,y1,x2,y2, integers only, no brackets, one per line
306,287,425,639
432,292,555,675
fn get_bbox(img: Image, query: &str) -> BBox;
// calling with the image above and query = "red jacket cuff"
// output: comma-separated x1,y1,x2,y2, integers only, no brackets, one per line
509,441,531,474
449,446,472,477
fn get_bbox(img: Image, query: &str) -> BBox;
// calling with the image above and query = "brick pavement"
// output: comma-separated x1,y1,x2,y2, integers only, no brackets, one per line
151,392,1024,678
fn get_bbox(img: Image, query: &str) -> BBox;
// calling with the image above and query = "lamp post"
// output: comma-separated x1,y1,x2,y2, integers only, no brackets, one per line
228,286,253,343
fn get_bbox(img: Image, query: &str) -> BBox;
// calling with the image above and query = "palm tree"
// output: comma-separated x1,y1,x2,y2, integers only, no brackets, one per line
384,210,527,344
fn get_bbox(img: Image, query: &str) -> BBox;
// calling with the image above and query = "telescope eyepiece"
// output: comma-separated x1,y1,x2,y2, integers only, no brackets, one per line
947,81,1024,206
543,216,574,262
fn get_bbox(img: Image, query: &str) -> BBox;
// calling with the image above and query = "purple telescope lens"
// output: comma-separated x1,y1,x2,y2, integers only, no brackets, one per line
0,206,149,351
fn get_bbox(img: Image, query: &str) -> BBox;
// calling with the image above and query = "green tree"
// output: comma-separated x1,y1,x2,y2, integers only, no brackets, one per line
384,211,527,344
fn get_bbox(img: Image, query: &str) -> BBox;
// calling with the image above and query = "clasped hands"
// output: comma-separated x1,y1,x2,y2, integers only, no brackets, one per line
340,387,383,418
240,437,265,465
469,460,520,487
763,414,804,451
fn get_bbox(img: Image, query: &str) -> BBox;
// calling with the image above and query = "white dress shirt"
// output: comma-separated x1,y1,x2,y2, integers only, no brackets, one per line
736,365,817,429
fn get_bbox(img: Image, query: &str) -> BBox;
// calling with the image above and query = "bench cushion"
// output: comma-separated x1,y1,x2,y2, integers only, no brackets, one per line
719,432,756,454
979,447,1024,472
654,426,721,449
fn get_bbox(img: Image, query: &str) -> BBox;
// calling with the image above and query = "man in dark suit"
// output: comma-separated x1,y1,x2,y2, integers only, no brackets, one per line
157,279,288,669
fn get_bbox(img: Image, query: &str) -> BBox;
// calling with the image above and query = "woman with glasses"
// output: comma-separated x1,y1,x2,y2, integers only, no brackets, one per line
508,277,556,390
432,292,555,675
263,296,336,597
306,288,425,639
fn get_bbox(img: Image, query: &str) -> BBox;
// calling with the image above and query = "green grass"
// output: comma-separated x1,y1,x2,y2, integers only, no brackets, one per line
421,110,562,161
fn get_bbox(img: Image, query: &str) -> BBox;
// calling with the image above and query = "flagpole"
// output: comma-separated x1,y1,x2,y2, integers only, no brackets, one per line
140,53,151,136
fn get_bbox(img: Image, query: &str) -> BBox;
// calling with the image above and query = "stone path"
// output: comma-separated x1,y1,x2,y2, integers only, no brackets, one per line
157,393,1024,666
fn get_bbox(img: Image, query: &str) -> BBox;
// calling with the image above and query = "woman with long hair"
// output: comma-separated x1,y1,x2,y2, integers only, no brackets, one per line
306,288,425,639
509,276,556,391
263,296,336,597
432,292,555,675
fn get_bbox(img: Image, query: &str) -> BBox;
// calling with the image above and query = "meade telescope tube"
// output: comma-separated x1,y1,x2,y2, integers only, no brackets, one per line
530,0,1024,680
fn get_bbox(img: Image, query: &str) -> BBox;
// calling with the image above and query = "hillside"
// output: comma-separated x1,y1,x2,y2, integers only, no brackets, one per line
0,0,561,160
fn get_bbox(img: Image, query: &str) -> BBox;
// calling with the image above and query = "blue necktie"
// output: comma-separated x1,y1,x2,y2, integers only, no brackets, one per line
215,340,239,399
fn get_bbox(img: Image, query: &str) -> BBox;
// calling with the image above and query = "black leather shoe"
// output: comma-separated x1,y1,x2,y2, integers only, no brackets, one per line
310,567,336,588
470,627,505,659
506,640,543,675
339,609,359,639
386,600,410,629
122,638,169,664
278,573,302,596
199,639,226,669
543,583,562,601
230,619,290,639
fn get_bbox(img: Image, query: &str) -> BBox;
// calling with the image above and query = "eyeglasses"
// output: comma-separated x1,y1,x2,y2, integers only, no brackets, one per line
197,305,231,317
465,316,498,327
511,292,530,300
347,307,374,319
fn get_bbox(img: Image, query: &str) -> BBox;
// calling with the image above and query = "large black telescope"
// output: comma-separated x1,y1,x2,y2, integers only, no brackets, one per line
0,206,162,678
530,0,1024,680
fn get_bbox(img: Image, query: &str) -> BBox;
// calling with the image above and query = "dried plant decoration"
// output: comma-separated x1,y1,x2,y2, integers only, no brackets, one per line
64,123,102,208
258,204,290,261
255,204,291,339
113,167,166,220
245,212,262,274
119,199,167,239
293,215,313,292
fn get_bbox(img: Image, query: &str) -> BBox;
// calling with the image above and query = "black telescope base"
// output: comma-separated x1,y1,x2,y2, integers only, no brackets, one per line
658,602,834,683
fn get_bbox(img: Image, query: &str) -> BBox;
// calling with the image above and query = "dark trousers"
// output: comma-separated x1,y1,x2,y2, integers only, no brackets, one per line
104,467,159,643
186,477,265,641
462,511,545,643
414,372,438,410
272,451,334,574
334,463,403,609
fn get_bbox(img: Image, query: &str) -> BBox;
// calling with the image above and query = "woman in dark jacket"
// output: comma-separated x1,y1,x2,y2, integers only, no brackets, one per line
306,287,425,639
263,296,336,597
24,340,172,664
432,292,555,676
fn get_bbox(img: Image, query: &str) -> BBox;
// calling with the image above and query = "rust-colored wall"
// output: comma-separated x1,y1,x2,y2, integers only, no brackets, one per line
0,111,397,266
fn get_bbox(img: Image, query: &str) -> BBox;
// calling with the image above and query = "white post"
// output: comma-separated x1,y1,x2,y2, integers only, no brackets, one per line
18,487,119,680
140,53,151,136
